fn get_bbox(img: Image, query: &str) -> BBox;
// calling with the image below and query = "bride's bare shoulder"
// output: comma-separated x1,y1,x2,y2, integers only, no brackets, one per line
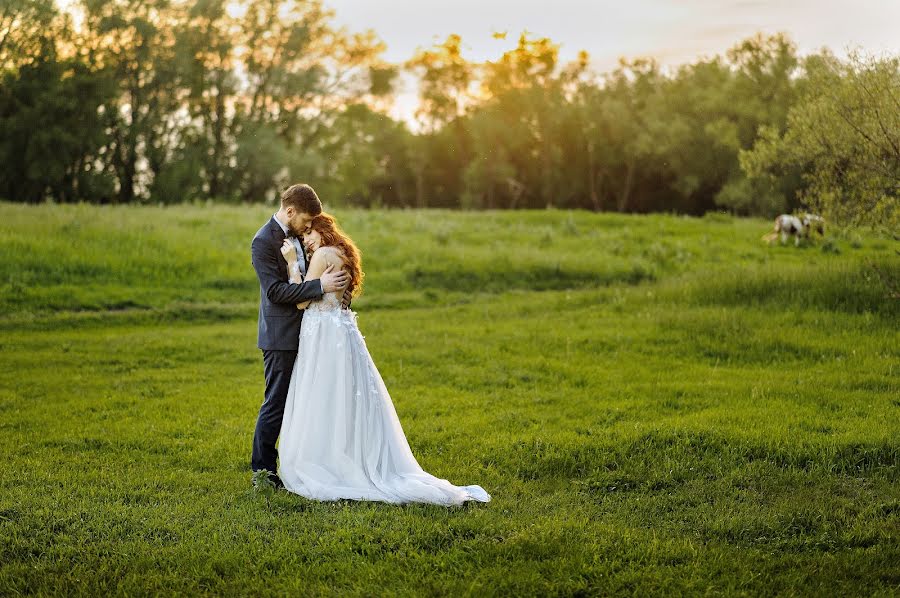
310,246,344,265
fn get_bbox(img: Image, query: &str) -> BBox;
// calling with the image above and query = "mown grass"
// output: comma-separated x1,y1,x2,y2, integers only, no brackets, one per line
0,201,898,595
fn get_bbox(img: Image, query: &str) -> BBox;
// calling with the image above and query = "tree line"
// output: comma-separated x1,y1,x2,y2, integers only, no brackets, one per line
1,0,897,227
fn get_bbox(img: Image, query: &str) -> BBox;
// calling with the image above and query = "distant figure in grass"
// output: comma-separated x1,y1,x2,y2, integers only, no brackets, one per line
762,213,826,246
251,183,490,505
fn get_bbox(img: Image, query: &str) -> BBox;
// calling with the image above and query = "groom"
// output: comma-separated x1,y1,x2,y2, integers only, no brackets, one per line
250,183,349,488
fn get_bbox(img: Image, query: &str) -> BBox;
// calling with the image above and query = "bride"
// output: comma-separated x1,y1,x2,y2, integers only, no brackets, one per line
276,213,490,506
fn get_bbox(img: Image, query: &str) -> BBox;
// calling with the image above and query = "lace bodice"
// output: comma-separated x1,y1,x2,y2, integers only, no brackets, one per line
300,290,361,343
306,291,343,313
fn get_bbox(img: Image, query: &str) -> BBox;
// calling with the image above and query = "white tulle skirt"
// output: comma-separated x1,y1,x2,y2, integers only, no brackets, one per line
278,296,490,506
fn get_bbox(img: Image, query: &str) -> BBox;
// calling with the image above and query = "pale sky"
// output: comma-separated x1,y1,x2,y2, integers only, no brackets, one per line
323,0,900,122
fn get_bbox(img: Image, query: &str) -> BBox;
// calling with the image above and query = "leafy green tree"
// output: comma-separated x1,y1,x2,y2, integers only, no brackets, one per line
713,33,801,215
0,0,56,73
406,34,472,132
314,103,415,207
742,52,899,232
461,33,588,208
76,0,184,203
405,34,475,206
230,0,387,201
173,0,240,201
3,0,896,219
593,58,664,212
0,49,112,202
0,1,114,203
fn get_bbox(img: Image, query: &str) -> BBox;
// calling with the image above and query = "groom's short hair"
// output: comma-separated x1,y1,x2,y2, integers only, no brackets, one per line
281,184,322,216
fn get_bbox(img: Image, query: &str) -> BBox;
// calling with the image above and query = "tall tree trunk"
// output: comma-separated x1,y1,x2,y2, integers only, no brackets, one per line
207,82,226,199
587,141,601,211
414,168,424,207
617,159,636,212
115,84,139,204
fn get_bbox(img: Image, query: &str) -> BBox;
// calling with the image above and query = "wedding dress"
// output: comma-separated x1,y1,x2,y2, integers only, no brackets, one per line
278,291,491,505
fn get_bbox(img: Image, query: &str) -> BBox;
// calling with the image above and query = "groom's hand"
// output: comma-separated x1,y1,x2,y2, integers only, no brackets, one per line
320,265,350,293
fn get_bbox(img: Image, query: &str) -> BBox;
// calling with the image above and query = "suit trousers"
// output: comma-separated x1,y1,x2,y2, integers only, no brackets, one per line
251,349,297,473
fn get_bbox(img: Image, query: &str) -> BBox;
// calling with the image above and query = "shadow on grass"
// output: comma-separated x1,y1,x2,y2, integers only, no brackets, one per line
673,257,899,317
504,430,900,483
406,264,655,292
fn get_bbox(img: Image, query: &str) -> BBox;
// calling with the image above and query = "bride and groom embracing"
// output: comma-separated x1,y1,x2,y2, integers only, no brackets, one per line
249,183,490,506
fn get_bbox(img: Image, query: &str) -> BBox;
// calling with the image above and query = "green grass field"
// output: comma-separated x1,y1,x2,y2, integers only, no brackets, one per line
1,202,898,595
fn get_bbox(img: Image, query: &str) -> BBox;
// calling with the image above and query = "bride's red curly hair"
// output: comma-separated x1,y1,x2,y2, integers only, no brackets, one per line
308,212,364,298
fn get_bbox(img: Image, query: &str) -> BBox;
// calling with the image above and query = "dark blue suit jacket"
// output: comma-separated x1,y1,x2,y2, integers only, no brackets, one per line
251,217,323,351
